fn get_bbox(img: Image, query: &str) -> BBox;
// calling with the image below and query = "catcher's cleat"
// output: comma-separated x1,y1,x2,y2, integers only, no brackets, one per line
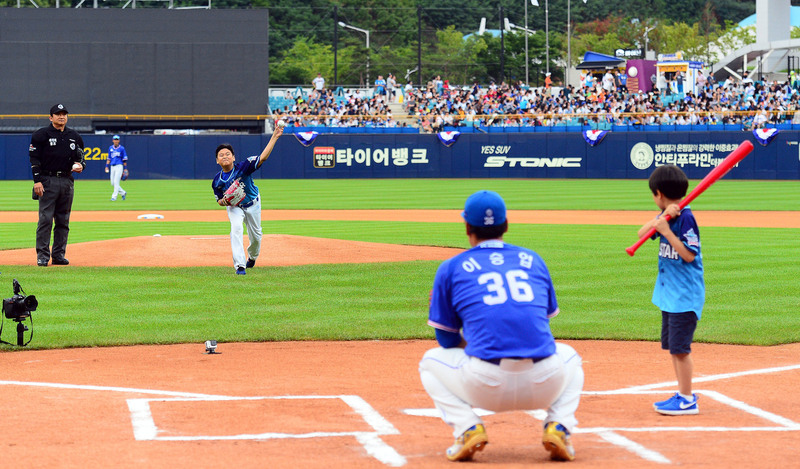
246,258,256,268
235,267,246,275
542,422,575,461
446,424,488,461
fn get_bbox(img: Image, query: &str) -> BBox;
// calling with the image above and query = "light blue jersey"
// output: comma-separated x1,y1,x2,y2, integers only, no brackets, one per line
428,240,558,361
651,207,705,318
211,156,261,207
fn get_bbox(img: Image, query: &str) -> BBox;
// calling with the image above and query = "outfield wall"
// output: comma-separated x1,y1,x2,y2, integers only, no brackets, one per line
2,132,799,180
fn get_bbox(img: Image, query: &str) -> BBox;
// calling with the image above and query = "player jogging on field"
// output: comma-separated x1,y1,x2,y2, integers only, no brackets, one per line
419,190,584,462
105,134,128,201
211,126,283,275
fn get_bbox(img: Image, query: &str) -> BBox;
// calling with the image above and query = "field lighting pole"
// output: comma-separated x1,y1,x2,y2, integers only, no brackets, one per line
525,0,529,85
338,21,370,87
506,18,537,85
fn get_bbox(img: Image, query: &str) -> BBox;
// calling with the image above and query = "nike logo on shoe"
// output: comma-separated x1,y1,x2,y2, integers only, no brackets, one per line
679,400,696,409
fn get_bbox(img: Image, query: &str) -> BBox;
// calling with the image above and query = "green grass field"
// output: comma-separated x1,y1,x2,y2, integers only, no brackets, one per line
1,178,799,350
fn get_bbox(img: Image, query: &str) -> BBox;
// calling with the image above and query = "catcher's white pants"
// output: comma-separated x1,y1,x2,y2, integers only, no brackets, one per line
419,342,583,438
109,165,126,199
226,197,262,269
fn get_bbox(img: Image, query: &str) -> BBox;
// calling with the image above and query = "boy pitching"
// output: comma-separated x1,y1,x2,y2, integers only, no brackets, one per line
637,164,705,415
211,126,283,275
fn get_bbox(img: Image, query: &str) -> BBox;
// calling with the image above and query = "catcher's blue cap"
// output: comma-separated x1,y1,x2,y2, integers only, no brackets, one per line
113,135,120,140
462,190,506,227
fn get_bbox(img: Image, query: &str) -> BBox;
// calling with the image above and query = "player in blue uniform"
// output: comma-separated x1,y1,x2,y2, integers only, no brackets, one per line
212,126,283,274
105,135,128,201
637,164,705,415
419,190,584,462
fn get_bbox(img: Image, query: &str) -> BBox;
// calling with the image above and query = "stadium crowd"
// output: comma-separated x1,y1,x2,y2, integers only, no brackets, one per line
270,69,800,132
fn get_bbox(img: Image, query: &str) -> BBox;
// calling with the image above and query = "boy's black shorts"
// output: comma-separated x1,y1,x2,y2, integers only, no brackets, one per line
661,311,698,354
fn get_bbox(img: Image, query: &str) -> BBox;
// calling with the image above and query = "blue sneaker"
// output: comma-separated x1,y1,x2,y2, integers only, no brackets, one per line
654,393,680,408
122,193,127,201
655,393,698,415
235,267,246,275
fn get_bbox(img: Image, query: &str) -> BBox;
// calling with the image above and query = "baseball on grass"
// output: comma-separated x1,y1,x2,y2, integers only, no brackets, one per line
72,163,82,171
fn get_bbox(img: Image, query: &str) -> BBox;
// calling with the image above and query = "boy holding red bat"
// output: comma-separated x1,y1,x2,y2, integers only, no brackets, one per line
637,164,705,415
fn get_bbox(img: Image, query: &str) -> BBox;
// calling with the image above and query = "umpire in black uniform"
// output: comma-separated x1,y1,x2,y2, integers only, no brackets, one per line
30,104,85,266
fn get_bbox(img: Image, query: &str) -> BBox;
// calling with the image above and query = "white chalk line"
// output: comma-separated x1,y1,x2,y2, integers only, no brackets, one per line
613,363,800,393
0,381,405,467
596,431,671,464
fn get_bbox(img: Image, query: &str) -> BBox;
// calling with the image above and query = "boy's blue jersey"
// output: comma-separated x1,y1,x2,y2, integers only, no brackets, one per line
652,207,705,318
211,156,261,205
108,145,127,165
428,240,558,361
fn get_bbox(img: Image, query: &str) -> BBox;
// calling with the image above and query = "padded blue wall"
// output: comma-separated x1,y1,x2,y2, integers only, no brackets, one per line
1,131,798,180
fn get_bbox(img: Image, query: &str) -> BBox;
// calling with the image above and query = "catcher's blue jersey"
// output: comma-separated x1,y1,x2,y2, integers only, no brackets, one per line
651,207,705,318
212,156,260,205
428,240,558,361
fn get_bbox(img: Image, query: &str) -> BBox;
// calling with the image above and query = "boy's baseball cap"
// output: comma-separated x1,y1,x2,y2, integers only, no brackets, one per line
462,190,506,227
113,135,120,140
50,104,68,115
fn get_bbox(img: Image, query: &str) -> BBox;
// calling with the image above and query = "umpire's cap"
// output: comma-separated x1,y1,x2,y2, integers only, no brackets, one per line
462,190,507,227
50,104,69,115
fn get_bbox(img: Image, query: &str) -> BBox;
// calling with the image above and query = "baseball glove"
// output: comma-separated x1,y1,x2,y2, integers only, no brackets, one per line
221,178,246,206
122,168,129,181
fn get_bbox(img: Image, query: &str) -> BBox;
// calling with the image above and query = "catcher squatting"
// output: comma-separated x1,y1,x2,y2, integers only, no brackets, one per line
212,126,283,274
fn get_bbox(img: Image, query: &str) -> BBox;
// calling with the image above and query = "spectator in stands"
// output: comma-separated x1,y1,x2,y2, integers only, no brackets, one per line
387,73,397,102
696,70,707,89
312,72,326,93
374,75,387,96
602,71,615,94
617,70,628,93
657,73,668,95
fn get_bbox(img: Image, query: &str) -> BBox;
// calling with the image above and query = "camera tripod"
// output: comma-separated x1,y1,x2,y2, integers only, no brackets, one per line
16,320,29,346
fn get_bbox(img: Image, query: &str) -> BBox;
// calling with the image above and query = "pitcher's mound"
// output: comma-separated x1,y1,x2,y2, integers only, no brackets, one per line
0,235,464,267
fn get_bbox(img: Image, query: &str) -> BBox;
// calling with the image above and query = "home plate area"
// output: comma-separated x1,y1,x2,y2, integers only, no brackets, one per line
123,363,800,467
128,394,406,466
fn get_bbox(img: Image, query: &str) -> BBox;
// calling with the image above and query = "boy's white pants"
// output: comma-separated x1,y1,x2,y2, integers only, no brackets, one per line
419,342,583,438
226,197,262,269
109,165,126,199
